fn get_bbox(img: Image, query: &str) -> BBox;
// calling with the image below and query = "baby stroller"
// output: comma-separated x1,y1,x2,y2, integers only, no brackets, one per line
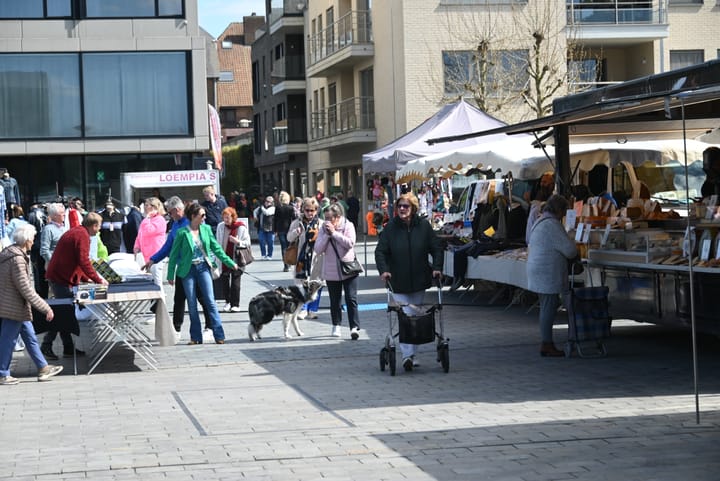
379,280,449,375
564,273,611,358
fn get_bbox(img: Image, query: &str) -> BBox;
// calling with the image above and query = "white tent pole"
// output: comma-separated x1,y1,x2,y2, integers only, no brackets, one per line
679,97,700,424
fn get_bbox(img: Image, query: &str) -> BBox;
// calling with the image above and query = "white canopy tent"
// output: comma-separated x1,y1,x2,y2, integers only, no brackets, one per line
362,99,527,173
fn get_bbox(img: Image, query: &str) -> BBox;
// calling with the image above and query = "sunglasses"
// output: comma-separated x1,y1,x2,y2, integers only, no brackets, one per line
304,209,316,212
396,204,411,209
199,213,206,218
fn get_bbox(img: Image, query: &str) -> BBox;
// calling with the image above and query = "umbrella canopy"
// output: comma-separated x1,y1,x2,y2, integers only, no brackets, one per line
362,99,517,173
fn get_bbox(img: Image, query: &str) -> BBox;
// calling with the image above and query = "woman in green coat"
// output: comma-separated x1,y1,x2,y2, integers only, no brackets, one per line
167,203,238,344
375,192,443,372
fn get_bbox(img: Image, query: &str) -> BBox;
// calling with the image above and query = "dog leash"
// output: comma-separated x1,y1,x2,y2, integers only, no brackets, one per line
243,271,281,291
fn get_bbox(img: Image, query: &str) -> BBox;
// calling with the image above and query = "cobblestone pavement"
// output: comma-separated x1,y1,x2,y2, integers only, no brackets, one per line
2,242,720,480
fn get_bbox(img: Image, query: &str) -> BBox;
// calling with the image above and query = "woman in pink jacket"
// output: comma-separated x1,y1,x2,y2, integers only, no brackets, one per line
134,197,167,287
314,203,362,340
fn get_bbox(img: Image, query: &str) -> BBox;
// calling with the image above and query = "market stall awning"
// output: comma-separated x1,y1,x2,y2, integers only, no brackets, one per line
362,99,524,173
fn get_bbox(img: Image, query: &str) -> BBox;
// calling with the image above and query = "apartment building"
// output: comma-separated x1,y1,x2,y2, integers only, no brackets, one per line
0,0,212,210
251,0,720,198
251,1,309,198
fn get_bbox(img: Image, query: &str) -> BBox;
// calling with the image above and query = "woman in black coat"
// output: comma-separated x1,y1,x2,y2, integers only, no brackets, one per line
375,192,443,372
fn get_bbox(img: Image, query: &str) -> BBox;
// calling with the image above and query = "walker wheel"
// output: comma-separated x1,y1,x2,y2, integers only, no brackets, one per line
379,347,388,371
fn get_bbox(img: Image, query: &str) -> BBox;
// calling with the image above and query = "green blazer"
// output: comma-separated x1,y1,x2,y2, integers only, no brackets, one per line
167,224,237,280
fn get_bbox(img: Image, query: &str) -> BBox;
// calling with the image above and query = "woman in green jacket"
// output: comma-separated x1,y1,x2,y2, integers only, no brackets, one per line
167,203,238,344
375,192,443,372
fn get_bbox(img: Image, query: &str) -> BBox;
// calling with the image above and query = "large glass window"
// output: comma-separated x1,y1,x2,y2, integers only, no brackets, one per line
82,52,189,137
85,0,182,17
443,49,528,96
670,50,704,70
0,54,82,138
0,0,44,18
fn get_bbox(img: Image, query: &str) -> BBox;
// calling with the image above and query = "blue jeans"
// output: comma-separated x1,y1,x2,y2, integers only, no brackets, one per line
181,263,224,343
538,293,560,344
258,230,275,258
303,287,323,313
278,232,289,263
0,319,48,377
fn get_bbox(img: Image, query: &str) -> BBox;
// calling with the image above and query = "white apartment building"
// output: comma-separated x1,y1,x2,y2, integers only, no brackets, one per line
252,0,720,198
0,0,212,209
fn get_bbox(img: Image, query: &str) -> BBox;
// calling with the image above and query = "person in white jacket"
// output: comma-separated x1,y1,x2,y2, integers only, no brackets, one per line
215,207,251,312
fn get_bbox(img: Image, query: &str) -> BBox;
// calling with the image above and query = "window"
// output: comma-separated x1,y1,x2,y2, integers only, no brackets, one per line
0,0,71,18
670,50,704,70
85,0,183,17
668,0,702,4
82,52,189,136
0,54,81,138
219,71,234,82
222,41,232,49
443,49,528,96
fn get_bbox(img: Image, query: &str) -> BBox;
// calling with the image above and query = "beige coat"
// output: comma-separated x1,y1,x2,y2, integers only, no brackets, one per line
0,244,51,321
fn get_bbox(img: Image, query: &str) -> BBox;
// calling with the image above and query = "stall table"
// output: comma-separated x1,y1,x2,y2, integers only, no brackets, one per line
77,283,175,374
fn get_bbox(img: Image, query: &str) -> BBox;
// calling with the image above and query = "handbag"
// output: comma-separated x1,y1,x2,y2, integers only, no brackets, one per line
204,256,222,280
329,238,363,277
283,241,299,266
236,246,254,267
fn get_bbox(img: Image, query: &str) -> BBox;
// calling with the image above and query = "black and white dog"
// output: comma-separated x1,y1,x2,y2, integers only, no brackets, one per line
247,279,324,341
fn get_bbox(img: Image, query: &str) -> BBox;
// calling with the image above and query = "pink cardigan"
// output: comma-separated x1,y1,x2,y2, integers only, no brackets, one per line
314,216,357,281
134,214,167,263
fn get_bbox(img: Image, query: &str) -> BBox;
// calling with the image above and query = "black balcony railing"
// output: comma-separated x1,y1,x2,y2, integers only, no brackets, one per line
271,54,306,81
273,118,308,146
310,96,374,141
566,0,667,25
308,11,372,66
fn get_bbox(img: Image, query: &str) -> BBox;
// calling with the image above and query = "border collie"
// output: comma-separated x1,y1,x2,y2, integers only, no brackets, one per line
247,279,324,341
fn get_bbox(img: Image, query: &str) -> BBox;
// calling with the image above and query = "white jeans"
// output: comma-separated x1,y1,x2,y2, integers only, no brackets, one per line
391,290,426,359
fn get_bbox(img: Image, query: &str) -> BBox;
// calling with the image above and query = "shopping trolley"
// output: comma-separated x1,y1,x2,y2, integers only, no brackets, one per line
379,279,449,375
564,271,611,358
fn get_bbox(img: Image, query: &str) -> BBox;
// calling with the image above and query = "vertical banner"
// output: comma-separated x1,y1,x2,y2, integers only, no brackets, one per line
208,104,223,171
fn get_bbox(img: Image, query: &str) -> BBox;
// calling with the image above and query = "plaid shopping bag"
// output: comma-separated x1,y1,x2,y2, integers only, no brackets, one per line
91,259,123,284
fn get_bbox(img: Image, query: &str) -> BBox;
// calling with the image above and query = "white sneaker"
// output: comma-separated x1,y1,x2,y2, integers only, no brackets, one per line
37,364,63,381
230,306,241,312
202,329,213,341
331,325,341,337
174,330,182,343
14,338,25,352
297,310,308,320
350,327,360,340
222,303,232,312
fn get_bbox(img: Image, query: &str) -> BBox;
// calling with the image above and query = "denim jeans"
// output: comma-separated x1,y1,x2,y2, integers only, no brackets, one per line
327,276,359,329
181,263,224,343
0,319,48,377
173,274,212,332
538,293,560,343
278,232,289,263
258,230,275,258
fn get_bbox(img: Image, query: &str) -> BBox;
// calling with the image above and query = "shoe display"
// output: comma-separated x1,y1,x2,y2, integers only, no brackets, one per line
331,325,341,337
41,347,58,361
350,327,360,340
297,310,308,320
230,306,241,312
402,357,414,372
37,365,63,382
223,303,232,312
306,312,318,319
0,376,20,385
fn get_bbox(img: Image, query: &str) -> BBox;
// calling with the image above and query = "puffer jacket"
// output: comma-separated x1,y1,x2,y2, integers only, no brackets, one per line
375,215,443,294
0,244,51,321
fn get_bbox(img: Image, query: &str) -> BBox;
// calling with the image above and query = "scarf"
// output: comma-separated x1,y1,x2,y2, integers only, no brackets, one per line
223,220,244,271
296,216,319,278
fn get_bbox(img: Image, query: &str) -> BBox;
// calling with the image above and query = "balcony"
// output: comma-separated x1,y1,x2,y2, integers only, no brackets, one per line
271,53,306,94
273,118,308,155
567,0,669,46
306,11,373,78
269,0,305,35
309,96,376,150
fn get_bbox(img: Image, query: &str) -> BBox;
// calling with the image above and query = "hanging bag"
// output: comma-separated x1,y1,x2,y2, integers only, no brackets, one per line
329,238,363,277
283,241,299,265
236,246,254,267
